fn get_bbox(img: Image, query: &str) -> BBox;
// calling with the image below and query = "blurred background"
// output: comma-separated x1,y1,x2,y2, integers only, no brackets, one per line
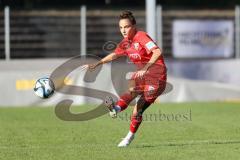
0,0,240,106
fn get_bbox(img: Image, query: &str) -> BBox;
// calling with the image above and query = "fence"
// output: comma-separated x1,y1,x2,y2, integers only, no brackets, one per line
1,6,240,59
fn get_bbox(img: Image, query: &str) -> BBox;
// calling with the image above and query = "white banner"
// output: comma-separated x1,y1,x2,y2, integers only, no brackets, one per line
173,20,234,58
1,60,240,105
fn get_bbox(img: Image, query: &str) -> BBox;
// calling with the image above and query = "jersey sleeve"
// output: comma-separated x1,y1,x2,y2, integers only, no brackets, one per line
137,32,159,54
114,45,125,55
114,39,128,56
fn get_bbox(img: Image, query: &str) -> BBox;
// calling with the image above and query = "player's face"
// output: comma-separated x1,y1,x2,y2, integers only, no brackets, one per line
119,19,136,38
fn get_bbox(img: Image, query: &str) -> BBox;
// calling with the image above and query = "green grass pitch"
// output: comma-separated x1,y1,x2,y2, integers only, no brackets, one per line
0,102,240,160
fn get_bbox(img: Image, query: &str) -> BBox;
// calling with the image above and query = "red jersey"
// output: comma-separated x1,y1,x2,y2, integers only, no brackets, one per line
114,31,167,78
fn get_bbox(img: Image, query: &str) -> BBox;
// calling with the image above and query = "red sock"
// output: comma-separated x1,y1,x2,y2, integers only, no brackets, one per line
116,93,133,111
129,115,142,133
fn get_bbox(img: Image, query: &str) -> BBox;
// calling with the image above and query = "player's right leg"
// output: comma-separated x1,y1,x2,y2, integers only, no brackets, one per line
104,92,137,118
104,96,118,118
104,79,139,118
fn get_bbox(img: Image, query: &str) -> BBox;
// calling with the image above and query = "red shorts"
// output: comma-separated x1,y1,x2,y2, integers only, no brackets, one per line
131,72,167,103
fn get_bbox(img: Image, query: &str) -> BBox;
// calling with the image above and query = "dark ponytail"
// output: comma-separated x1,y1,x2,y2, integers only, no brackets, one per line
119,10,136,25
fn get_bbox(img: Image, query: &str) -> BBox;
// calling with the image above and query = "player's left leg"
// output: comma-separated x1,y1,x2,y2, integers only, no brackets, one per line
117,96,152,147
118,77,167,147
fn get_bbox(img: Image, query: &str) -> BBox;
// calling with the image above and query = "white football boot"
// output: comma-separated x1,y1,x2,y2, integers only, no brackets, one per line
104,96,117,118
117,134,135,147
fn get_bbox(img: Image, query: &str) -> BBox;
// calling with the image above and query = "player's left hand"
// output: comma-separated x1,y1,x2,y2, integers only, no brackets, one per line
135,69,147,79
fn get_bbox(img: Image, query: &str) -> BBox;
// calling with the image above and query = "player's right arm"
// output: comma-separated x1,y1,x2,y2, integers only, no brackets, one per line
82,52,122,71
82,39,127,71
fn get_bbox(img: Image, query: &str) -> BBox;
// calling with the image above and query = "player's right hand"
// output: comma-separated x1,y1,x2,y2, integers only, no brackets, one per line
88,63,98,71
81,63,98,72
81,64,89,71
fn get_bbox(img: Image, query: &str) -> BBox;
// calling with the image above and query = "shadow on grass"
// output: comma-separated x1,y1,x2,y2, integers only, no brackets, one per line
134,140,240,148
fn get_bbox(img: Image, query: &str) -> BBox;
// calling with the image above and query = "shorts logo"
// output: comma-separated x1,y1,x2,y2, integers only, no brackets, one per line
147,85,155,95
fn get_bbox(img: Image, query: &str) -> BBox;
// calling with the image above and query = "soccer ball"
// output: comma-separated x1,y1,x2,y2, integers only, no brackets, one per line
34,77,55,98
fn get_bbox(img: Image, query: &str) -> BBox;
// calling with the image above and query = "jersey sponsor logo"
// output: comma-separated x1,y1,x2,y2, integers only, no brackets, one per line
146,41,156,50
129,53,141,60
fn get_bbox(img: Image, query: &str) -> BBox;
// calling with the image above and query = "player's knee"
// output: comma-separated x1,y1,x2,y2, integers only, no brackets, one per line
132,109,141,116
128,87,134,93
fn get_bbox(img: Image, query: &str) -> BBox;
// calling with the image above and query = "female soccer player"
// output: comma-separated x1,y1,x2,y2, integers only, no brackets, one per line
83,11,167,147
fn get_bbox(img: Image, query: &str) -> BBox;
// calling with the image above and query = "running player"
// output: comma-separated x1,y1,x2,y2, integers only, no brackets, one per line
83,10,167,147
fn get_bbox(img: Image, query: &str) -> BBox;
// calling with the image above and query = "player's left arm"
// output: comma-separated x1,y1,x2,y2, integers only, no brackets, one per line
143,48,162,70
135,48,162,78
